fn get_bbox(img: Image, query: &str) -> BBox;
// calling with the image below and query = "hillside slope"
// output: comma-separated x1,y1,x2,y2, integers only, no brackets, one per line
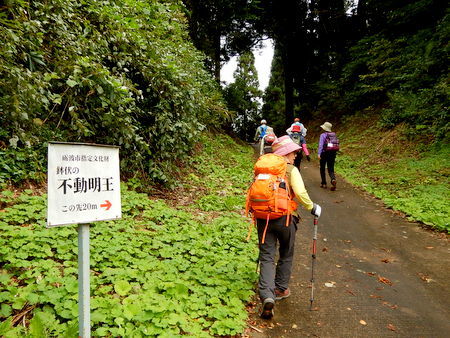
306,113,449,232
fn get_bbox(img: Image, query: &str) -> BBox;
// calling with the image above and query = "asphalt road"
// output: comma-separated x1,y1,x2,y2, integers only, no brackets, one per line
247,151,450,338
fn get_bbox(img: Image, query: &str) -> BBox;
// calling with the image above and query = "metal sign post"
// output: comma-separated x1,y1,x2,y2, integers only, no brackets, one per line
78,223,90,337
47,142,121,338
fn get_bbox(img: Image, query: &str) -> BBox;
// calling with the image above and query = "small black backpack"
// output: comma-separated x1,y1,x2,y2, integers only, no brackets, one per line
290,133,302,145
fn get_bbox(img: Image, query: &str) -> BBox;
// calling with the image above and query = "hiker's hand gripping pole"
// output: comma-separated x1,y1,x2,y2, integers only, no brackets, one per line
309,215,319,311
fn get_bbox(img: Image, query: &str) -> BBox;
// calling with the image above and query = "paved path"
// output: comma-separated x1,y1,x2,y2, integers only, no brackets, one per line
247,158,450,338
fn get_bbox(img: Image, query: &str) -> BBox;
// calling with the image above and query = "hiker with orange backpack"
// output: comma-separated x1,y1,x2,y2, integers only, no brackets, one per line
246,135,322,319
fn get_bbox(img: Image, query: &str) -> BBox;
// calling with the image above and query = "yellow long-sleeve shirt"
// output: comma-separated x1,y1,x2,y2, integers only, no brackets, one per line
286,164,314,215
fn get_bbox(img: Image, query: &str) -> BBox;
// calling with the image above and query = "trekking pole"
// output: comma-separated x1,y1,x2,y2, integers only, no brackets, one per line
309,215,318,310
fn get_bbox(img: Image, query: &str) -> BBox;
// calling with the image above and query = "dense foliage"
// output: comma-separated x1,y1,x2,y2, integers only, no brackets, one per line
258,0,449,140
318,7,449,139
0,133,259,336
0,0,227,185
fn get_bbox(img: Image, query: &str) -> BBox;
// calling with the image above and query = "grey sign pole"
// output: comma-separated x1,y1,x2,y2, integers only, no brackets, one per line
78,223,90,337
47,143,121,338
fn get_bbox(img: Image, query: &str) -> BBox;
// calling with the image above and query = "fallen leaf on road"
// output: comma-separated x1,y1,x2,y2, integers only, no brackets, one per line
370,294,382,299
324,282,336,287
249,325,263,333
387,324,397,331
336,264,342,268
425,246,434,249
378,276,393,286
381,259,390,263
346,290,356,296
359,320,367,326
418,273,433,283
292,324,298,329
346,307,352,310
322,247,328,252
344,240,352,243
367,272,376,277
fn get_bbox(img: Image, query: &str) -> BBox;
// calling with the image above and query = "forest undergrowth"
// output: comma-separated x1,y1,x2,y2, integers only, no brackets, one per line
0,133,258,337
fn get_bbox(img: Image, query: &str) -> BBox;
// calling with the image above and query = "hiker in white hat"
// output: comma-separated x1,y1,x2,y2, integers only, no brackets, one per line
318,122,340,190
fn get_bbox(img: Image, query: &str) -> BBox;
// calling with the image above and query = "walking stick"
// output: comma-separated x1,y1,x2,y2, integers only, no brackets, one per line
309,215,318,310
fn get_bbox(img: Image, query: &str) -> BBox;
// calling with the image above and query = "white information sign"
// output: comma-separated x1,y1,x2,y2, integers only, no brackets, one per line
47,142,121,227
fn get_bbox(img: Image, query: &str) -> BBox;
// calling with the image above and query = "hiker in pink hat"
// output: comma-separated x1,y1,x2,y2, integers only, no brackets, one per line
257,135,322,319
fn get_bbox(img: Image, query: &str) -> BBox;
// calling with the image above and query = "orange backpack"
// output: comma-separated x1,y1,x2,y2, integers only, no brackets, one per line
245,153,297,243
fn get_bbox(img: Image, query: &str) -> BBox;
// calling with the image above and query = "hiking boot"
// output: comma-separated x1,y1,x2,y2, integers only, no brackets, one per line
330,179,337,191
320,184,327,189
260,298,274,319
275,288,290,300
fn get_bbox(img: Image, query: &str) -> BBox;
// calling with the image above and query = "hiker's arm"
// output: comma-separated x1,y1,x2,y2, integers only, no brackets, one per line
254,128,260,141
317,133,326,157
290,167,314,211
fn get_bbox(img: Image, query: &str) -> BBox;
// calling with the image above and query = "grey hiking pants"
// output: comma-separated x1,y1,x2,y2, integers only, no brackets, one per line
257,215,299,301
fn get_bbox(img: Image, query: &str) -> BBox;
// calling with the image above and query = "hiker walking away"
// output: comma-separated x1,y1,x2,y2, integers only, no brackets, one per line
318,122,339,191
264,126,276,146
254,119,269,155
286,117,311,168
256,136,321,319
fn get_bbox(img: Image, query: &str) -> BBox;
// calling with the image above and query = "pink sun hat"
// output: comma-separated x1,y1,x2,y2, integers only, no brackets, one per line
272,135,301,156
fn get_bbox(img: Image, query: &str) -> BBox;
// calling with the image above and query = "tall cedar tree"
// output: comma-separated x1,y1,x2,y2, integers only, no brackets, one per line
182,0,263,82
261,44,288,135
223,52,262,141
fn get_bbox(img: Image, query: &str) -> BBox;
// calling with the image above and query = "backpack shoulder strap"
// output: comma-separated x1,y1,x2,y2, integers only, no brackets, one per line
285,164,295,197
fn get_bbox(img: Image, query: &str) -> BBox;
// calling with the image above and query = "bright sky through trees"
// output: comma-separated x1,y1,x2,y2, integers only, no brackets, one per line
221,39,274,91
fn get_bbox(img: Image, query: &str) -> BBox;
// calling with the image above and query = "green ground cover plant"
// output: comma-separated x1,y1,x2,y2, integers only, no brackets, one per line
314,114,449,232
0,133,258,337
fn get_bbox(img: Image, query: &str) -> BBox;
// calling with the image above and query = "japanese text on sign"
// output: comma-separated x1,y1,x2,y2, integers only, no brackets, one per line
47,142,121,227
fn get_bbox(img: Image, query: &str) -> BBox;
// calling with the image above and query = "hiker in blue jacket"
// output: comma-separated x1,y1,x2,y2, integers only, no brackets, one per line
318,122,338,191
254,119,268,142
255,120,269,155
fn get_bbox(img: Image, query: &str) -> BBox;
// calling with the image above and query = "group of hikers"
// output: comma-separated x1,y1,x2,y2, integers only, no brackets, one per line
254,118,339,190
248,118,340,319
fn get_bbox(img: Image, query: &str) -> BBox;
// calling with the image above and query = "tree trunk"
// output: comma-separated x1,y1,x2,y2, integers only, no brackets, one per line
213,32,221,83
282,46,294,128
